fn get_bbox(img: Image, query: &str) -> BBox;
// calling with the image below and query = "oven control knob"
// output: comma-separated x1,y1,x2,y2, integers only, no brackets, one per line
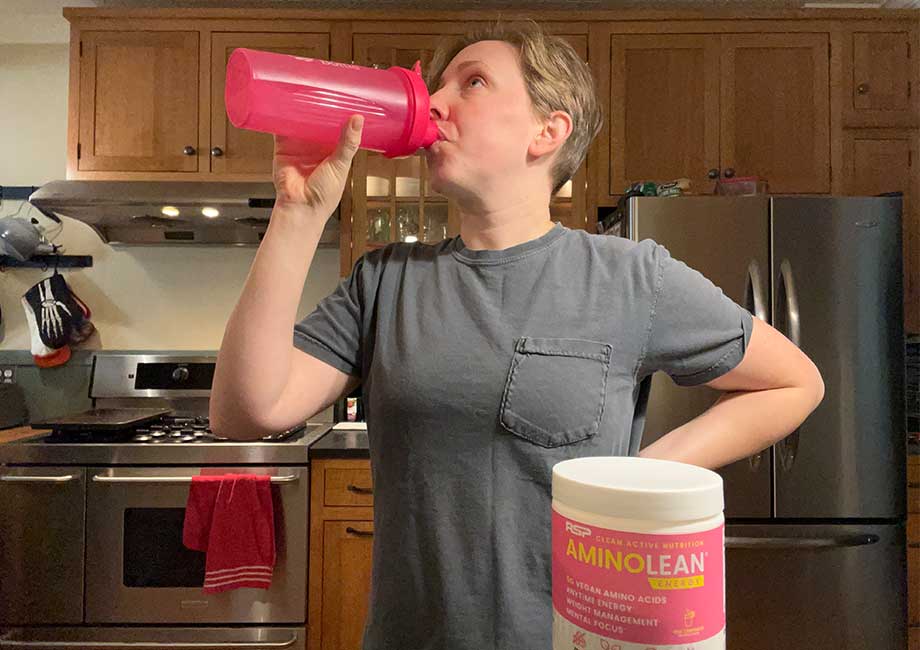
172,367,190,382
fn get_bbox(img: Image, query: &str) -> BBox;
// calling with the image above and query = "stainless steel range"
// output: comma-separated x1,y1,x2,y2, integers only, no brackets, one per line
0,353,331,650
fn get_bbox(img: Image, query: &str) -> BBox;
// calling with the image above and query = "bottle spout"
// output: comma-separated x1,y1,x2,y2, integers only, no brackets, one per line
421,120,439,149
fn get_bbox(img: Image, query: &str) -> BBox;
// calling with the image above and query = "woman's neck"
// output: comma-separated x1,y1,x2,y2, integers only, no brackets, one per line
457,196,555,251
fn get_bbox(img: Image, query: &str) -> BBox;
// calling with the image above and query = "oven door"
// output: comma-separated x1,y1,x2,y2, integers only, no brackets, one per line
85,467,307,624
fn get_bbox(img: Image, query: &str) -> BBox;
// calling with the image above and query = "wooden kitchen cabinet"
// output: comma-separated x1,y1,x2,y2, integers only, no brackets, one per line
308,458,374,650
608,34,721,197
67,19,334,180
350,33,455,263
843,27,919,128
842,129,920,334
720,33,830,194
210,32,330,175
77,31,200,173
600,29,830,200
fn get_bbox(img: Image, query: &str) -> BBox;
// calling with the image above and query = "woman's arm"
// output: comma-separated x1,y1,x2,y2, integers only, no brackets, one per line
210,116,364,439
638,316,825,470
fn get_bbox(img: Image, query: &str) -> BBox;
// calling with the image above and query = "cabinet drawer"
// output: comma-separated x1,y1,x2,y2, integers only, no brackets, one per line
911,625,920,650
324,468,373,506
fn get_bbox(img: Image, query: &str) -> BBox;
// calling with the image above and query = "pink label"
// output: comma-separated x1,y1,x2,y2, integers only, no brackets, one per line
552,509,724,646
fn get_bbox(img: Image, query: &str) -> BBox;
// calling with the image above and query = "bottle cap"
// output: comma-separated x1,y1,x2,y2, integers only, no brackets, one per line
385,61,439,158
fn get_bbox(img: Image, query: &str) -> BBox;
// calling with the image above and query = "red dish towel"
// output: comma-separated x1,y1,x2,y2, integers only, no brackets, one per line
182,474,275,593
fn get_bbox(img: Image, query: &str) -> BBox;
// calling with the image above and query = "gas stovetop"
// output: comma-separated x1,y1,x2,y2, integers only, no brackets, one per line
0,422,331,466
0,352,333,466
44,415,304,445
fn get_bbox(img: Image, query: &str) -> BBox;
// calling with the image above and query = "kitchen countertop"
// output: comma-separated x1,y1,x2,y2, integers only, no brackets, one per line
309,424,369,459
0,426,49,445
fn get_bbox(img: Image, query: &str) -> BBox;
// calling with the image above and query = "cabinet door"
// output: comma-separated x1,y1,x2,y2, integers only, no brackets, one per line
78,31,199,172
320,520,374,650
609,34,721,196
720,33,830,194
210,32,330,176
842,129,920,334
846,30,917,127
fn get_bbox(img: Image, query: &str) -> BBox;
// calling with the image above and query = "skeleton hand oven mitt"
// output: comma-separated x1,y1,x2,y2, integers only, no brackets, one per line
21,274,95,368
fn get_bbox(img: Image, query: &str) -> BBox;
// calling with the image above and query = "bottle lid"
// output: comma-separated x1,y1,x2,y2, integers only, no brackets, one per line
553,457,724,523
385,61,439,158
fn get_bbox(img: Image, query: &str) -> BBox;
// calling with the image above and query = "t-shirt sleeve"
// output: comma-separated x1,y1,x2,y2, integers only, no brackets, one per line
292,255,371,378
636,242,754,386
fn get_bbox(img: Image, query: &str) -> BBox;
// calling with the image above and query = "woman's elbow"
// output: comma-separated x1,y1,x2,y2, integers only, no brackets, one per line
209,396,269,441
804,361,825,412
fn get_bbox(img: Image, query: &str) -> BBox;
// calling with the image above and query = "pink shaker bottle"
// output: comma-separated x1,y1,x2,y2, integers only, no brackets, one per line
225,48,439,158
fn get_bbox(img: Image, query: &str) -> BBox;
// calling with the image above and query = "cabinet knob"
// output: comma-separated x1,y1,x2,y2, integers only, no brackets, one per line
182,146,196,156
857,83,870,95
210,146,224,157
707,168,720,180
724,168,736,179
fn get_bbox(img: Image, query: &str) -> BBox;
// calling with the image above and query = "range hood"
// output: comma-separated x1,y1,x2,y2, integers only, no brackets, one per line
28,180,340,247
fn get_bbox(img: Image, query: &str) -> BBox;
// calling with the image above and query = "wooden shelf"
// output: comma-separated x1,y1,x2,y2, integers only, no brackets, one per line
0,255,93,270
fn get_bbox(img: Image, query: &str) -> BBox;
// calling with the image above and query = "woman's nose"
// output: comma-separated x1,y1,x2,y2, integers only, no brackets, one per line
429,88,448,121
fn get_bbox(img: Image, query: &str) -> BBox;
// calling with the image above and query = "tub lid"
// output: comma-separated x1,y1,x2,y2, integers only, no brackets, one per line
552,456,723,522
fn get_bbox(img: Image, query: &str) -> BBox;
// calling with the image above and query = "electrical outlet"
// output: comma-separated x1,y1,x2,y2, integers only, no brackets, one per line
0,367,15,384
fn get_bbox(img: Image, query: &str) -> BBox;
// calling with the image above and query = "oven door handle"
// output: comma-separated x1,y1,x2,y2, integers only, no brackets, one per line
0,474,77,483
91,474,299,484
0,634,299,648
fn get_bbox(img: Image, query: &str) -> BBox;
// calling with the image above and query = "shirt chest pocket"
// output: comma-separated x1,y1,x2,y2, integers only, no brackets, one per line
499,337,612,448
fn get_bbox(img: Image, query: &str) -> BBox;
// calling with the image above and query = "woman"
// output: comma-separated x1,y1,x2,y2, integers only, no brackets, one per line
211,22,824,650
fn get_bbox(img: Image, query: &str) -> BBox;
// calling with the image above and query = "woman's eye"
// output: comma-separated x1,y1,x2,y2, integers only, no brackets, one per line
468,76,485,88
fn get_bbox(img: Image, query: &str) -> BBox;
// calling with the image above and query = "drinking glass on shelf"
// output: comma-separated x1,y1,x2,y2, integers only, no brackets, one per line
423,204,449,242
368,207,391,243
396,205,419,242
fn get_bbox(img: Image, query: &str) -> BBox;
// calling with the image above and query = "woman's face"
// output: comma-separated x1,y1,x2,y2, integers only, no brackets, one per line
425,40,545,201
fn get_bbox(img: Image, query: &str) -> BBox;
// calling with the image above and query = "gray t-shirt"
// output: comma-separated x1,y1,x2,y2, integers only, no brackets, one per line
293,223,752,650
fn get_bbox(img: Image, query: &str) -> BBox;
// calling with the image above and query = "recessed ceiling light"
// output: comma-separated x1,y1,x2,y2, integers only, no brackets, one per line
161,206,180,217
201,207,220,218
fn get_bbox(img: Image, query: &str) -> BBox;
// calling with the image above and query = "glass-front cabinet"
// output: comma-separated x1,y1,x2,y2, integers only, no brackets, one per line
347,31,588,267
351,35,456,256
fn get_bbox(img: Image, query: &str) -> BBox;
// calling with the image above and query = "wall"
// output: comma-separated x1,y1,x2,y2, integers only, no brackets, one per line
0,42,342,352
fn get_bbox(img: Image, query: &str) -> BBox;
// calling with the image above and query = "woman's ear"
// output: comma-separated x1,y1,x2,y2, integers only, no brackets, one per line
529,110,573,158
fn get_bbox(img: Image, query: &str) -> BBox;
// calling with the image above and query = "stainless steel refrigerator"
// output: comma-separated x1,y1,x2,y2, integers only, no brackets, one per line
627,196,907,650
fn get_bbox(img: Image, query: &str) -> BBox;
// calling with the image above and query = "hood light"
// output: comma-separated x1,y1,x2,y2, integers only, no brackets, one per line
161,206,180,217
201,207,220,218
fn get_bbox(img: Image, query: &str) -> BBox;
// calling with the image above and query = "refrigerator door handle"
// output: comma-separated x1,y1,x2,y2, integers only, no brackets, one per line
743,259,771,473
775,258,802,473
777,259,802,347
725,533,880,550
745,259,769,323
